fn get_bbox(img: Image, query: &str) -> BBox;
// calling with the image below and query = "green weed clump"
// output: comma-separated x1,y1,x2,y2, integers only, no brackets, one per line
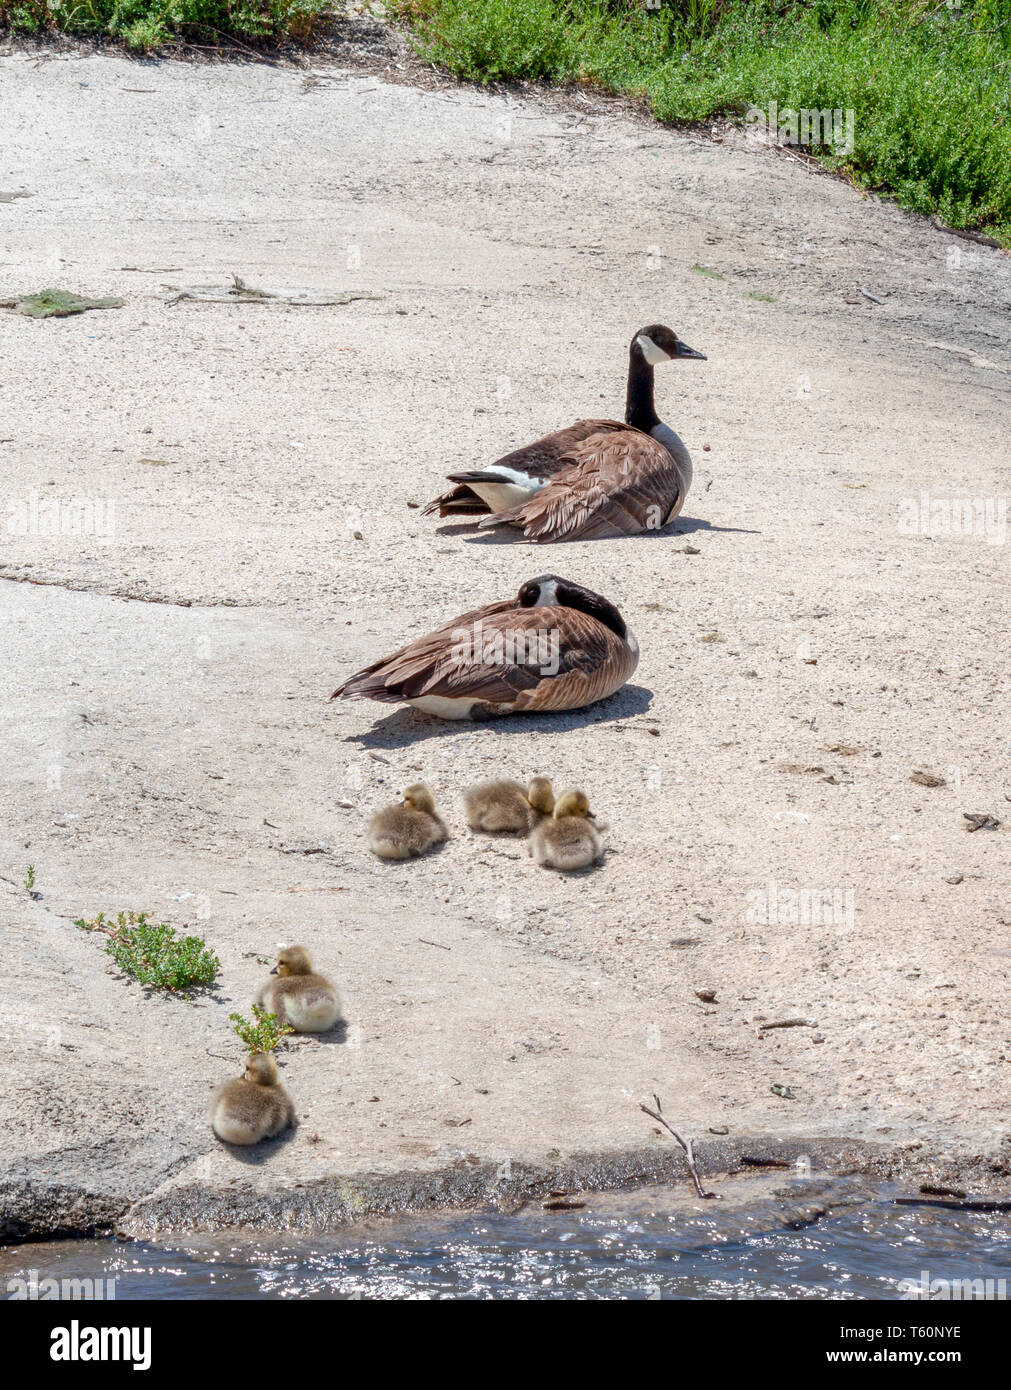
229,1003,293,1053
1,0,337,50
74,910,220,993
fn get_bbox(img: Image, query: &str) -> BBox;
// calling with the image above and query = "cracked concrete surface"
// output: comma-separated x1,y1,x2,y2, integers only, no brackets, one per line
1,42,1009,1238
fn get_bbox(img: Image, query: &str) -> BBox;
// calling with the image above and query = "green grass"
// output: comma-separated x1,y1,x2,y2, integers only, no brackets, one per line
75,909,220,994
1,0,337,49
229,1003,293,1053
4,0,1008,234
389,0,1011,242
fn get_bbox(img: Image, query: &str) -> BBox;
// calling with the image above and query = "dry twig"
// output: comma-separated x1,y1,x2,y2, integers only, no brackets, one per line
895,1196,1011,1213
640,1094,719,1200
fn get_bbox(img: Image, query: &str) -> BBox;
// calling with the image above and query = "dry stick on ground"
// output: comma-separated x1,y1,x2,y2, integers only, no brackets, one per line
185,28,276,64
640,1094,720,1200
895,1196,1011,1213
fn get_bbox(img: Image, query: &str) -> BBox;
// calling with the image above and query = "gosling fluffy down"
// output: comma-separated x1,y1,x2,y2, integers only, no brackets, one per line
256,945,343,1034
367,783,447,860
529,789,603,871
211,1052,294,1146
463,776,554,833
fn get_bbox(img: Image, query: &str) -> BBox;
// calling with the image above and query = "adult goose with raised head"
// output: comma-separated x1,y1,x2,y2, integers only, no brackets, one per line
423,325,705,542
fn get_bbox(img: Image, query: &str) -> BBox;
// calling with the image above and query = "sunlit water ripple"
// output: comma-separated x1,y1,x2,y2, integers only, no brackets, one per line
3,1181,1008,1300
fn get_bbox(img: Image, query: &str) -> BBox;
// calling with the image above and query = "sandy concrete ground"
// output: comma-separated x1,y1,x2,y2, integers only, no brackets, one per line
1,34,1009,1237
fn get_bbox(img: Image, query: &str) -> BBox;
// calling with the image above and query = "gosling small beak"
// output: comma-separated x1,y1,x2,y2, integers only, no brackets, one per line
586,812,597,820
675,341,706,360
269,966,279,975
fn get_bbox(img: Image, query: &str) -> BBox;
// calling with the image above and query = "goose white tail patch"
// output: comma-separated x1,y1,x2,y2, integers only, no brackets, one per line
466,467,543,514
409,695,479,719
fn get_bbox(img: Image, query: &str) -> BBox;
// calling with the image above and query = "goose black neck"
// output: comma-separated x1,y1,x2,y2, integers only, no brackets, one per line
556,580,627,641
625,347,659,434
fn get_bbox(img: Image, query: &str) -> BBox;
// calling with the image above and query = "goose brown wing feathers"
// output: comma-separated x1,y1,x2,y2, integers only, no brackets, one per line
331,598,515,699
422,419,627,517
332,604,636,711
488,419,628,481
480,427,683,542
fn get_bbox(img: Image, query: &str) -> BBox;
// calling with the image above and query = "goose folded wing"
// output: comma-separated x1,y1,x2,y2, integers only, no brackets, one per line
334,605,612,704
480,429,682,542
331,599,514,698
421,420,627,517
488,419,628,482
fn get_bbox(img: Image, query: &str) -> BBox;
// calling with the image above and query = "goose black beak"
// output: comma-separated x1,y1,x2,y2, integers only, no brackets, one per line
675,342,706,360
269,966,279,975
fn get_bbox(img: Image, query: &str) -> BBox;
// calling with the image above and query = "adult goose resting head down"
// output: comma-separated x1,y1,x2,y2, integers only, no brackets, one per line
331,575,638,720
423,324,706,543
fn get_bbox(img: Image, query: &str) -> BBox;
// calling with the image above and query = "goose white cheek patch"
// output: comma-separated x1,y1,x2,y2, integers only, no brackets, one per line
635,334,669,366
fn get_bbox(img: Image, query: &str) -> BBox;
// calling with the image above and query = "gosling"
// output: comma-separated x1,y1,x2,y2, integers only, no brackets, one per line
211,1052,294,1146
256,945,343,1034
529,789,603,871
367,783,447,860
464,776,554,834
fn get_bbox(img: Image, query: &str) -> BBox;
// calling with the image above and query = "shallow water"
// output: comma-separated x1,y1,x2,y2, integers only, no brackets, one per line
4,1182,1009,1300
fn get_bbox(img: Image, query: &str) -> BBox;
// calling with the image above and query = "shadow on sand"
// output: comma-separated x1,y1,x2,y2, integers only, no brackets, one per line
434,515,759,544
282,1020,350,1048
215,1121,300,1165
341,683,653,751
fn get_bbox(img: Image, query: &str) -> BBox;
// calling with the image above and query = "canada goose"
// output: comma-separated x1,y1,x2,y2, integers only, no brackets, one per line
256,945,343,1033
331,575,638,720
211,1052,294,1146
464,776,555,833
424,325,705,542
529,789,604,871
367,783,448,858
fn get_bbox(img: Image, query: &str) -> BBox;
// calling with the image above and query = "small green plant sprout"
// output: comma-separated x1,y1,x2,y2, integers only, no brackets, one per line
229,1004,293,1054
24,865,37,894
73,910,220,994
